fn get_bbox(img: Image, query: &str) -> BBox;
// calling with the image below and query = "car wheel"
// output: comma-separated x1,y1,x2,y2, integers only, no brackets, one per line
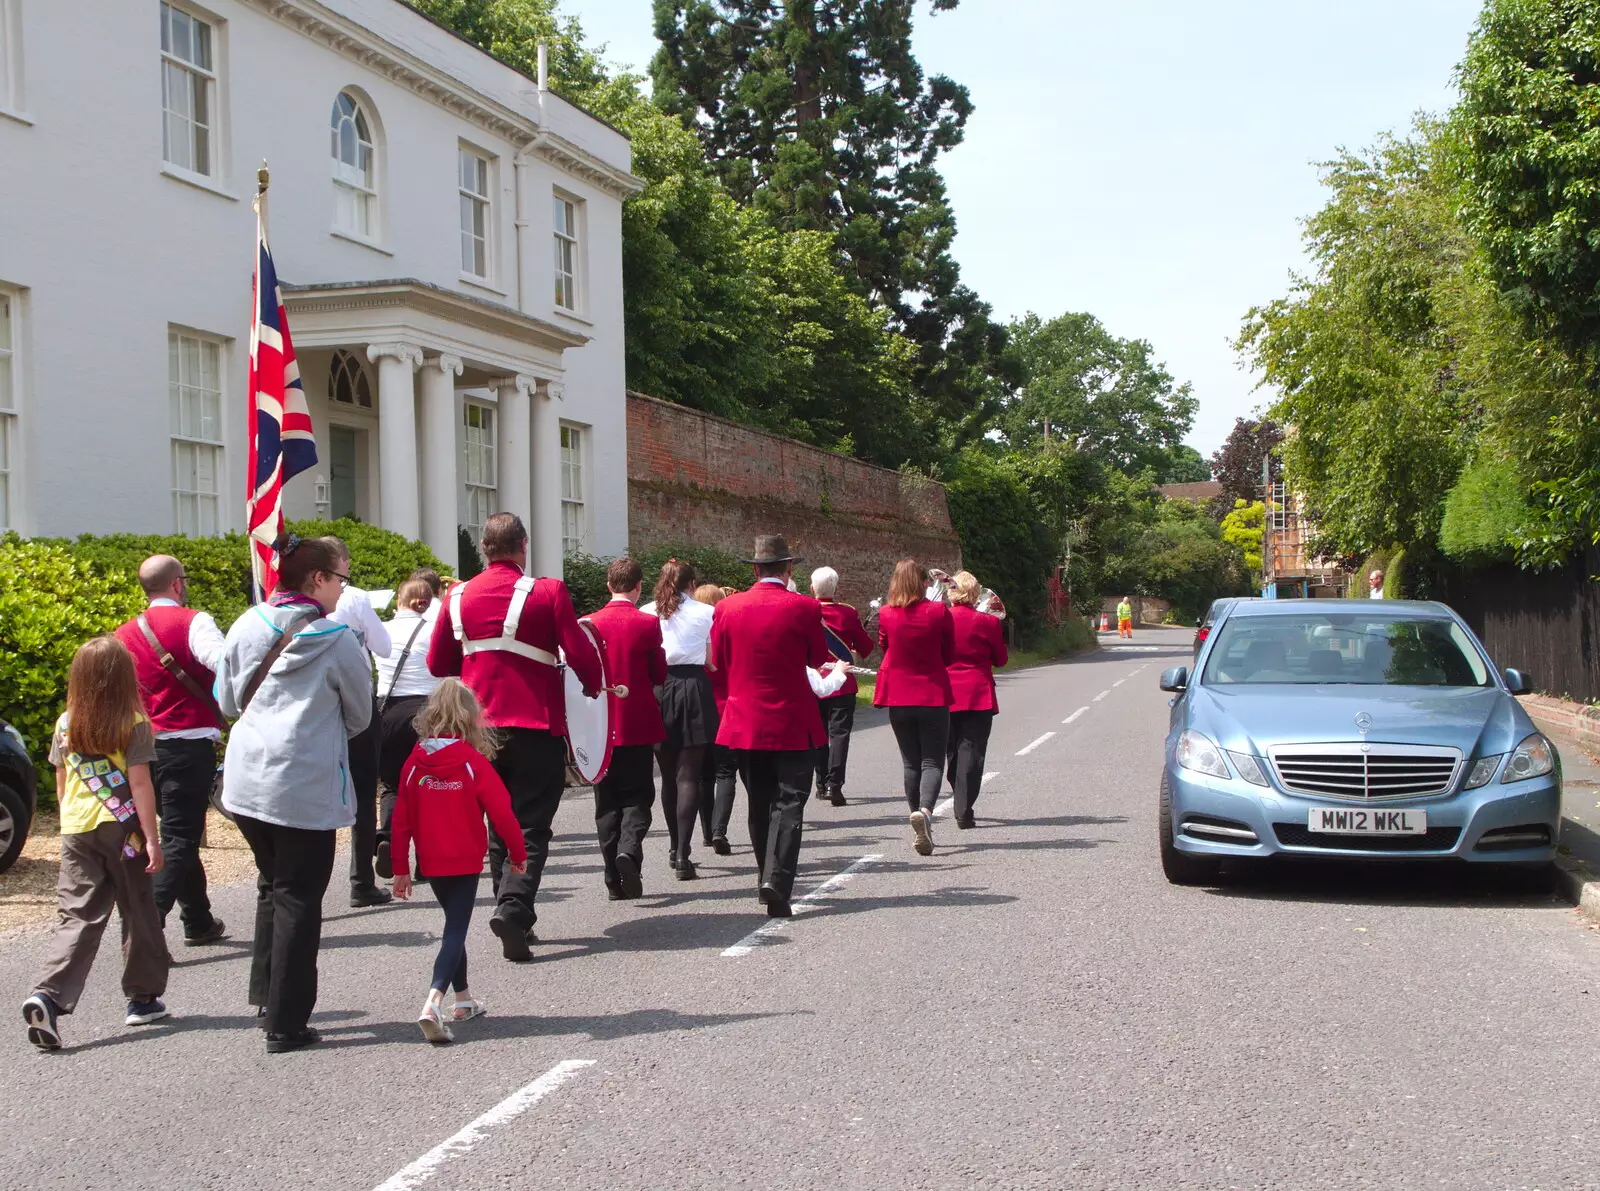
1159,771,1223,886
0,781,29,875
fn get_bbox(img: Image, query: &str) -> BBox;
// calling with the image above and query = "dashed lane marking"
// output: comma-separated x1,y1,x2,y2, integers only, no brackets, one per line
1062,707,1090,726
373,1060,596,1191
1016,732,1055,756
932,771,998,821
1093,690,1110,702
722,853,884,957
1112,679,1124,688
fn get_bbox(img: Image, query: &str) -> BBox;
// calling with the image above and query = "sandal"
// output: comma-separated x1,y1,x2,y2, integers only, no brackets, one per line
452,998,487,1022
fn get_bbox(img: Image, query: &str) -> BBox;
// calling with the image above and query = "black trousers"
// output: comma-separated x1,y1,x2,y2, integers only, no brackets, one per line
946,710,996,820
347,692,381,890
735,748,812,900
701,744,739,840
375,694,427,861
889,705,950,813
151,738,218,935
428,874,478,994
594,744,655,889
486,727,569,929
234,814,335,1036
813,694,857,795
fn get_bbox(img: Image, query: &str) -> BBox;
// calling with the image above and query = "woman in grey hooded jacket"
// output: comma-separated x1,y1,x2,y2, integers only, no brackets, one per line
216,534,373,1054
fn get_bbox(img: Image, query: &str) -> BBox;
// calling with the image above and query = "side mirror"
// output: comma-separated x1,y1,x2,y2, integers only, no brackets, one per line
1159,666,1190,693
1503,668,1532,696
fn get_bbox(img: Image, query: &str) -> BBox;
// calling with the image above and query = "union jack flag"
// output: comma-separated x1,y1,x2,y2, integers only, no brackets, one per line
247,188,316,599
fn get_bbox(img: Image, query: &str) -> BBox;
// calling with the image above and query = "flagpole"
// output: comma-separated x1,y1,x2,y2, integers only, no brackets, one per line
249,161,270,603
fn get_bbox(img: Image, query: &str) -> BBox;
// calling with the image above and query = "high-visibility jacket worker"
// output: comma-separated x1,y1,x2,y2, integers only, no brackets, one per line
1116,598,1134,639
427,512,601,962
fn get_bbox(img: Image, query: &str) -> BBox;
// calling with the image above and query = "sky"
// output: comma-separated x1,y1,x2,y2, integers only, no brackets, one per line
562,0,1484,457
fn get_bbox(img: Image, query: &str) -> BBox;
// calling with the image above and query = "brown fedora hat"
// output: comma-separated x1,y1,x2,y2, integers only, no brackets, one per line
741,534,803,565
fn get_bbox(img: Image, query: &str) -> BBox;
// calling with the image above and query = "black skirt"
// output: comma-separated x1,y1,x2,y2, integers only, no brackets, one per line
656,664,719,749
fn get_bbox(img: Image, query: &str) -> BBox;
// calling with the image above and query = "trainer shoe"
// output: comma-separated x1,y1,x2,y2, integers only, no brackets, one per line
183,918,228,946
350,885,394,908
125,998,170,1026
23,994,60,1050
909,809,934,856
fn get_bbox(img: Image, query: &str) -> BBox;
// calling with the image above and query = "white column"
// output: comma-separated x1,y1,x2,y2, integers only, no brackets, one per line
420,354,463,568
491,373,535,539
532,379,565,578
368,342,422,541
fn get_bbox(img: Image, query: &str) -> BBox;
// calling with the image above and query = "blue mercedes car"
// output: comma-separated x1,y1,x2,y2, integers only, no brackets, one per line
1158,599,1560,884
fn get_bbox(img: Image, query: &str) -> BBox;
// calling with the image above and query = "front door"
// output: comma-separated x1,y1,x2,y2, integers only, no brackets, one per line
330,425,359,520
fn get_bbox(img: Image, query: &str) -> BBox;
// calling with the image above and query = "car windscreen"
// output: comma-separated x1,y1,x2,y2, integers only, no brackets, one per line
1201,613,1491,687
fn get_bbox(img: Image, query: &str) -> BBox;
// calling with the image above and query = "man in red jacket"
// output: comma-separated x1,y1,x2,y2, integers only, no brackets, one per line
811,565,875,807
427,513,602,960
114,555,228,946
712,535,831,917
584,557,667,900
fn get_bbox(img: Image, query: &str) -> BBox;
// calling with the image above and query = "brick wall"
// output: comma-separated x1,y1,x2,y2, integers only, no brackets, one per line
626,393,961,606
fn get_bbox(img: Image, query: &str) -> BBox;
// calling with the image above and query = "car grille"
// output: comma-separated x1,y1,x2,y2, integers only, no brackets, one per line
1272,824,1462,852
1269,744,1460,801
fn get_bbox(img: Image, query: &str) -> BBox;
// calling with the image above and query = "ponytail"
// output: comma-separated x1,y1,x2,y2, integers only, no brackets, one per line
653,559,697,620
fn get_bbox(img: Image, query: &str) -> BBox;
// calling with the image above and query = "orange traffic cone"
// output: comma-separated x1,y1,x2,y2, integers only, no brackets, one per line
1099,610,1111,632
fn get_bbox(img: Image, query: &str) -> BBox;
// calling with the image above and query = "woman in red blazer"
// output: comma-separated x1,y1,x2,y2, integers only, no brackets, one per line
874,558,954,856
945,571,1008,829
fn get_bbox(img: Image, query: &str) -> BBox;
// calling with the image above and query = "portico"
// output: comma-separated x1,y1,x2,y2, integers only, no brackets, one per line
283,279,587,577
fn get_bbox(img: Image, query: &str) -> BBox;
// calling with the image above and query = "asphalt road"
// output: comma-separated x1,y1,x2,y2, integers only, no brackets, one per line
3,632,1599,1190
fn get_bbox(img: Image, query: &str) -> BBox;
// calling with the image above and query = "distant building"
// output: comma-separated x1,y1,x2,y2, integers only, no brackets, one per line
1262,482,1348,598
1159,480,1222,505
0,0,641,575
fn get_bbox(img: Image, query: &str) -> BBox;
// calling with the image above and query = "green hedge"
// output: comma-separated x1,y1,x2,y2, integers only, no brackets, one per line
565,542,749,615
2,522,448,806
1440,458,1531,564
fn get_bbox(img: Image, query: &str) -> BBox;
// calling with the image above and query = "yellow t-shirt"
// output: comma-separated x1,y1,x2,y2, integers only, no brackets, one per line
49,713,156,835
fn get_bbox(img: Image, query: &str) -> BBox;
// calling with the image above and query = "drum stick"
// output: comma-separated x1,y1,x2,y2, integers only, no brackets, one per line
604,684,630,698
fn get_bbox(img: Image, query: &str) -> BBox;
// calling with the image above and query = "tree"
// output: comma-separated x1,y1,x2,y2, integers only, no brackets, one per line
1219,499,1267,578
1209,417,1282,512
1101,499,1250,623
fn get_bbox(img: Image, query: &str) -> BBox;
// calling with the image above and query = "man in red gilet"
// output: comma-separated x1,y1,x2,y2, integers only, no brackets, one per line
114,555,228,945
711,535,831,918
584,557,667,900
427,512,602,961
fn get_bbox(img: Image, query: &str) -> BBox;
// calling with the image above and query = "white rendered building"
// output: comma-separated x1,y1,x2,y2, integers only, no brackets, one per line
0,0,640,575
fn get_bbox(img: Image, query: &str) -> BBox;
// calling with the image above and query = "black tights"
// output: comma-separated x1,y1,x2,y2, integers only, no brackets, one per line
657,743,707,861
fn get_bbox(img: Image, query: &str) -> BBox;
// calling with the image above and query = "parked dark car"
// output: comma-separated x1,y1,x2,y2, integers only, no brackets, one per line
1194,598,1242,659
0,718,37,874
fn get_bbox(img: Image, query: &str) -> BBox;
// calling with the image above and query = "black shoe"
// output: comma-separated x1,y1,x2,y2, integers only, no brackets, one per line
615,853,644,899
676,857,698,880
606,884,626,902
667,849,681,872
350,885,394,908
956,813,976,830
490,915,534,962
763,887,793,918
265,1028,321,1054
254,1004,268,1030
182,918,228,946
711,835,732,856
827,788,847,807
375,840,393,881
23,994,60,1051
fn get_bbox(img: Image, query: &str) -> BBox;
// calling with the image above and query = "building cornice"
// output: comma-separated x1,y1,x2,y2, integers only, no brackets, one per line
525,132,645,198
282,279,590,352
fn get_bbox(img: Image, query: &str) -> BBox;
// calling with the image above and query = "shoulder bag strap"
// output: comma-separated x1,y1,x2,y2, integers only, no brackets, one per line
138,613,229,731
240,610,318,715
380,617,428,713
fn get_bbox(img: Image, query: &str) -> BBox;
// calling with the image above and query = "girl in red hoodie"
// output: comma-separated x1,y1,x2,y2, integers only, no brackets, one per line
392,678,526,1043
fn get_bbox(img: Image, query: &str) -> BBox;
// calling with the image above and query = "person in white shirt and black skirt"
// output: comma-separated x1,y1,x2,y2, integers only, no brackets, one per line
643,560,719,879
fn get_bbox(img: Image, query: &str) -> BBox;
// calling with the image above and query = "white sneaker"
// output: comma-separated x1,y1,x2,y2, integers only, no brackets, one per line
910,809,934,856
418,997,454,1044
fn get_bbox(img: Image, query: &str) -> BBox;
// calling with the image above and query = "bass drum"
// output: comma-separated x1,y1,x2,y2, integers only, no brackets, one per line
561,620,613,787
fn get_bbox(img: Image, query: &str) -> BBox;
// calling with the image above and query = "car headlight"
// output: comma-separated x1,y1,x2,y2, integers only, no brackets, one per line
1502,734,1555,783
1,723,24,752
1177,730,1230,779
1227,751,1269,787
1462,755,1503,789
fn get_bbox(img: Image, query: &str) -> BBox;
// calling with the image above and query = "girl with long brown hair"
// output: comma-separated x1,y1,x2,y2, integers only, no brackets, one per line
874,558,955,856
24,636,170,1050
642,559,719,876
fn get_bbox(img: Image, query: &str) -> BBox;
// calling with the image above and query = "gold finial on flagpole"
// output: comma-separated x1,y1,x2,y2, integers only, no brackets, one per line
258,160,270,196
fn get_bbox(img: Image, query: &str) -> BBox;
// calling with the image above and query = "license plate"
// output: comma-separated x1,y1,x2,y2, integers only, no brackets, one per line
1307,807,1426,835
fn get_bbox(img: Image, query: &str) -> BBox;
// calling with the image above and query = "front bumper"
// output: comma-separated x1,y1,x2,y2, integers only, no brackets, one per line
1165,764,1561,863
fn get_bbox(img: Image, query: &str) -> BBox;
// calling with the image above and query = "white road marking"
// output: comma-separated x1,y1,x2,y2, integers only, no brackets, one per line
1016,732,1055,756
722,853,884,957
373,1060,596,1191
1112,679,1124,688
1062,707,1089,726
934,771,996,820
1093,690,1110,702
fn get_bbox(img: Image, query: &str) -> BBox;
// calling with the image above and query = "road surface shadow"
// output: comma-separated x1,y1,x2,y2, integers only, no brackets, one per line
1201,858,1563,909
982,814,1128,830
317,1007,794,1049
52,1008,368,1054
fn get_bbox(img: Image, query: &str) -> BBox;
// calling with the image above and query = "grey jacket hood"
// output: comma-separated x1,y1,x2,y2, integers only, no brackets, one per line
215,601,375,831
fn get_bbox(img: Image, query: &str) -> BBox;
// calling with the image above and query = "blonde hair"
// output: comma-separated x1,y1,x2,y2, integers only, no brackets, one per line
948,571,981,608
694,583,726,606
396,577,433,613
413,678,500,759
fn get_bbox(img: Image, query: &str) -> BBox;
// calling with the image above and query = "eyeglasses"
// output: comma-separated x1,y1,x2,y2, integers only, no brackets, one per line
331,571,351,588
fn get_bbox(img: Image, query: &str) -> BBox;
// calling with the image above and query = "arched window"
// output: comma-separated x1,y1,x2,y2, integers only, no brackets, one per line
328,349,372,408
330,91,376,237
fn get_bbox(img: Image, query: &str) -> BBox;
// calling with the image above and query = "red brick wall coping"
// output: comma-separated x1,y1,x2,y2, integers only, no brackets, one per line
1520,693,1600,758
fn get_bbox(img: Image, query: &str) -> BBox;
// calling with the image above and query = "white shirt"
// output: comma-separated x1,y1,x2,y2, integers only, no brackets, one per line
329,584,394,658
808,664,848,698
641,594,715,666
147,597,228,740
1369,585,1384,599
375,604,439,700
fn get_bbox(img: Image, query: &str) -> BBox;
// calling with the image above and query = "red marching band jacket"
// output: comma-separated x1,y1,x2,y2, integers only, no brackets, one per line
115,606,222,734
426,559,603,734
819,599,874,699
583,599,668,748
873,599,956,708
712,581,831,752
947,603,1008,713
